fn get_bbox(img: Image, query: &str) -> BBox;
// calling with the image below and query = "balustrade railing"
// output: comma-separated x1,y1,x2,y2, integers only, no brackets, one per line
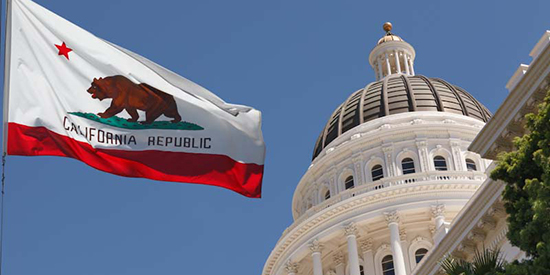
280,170,486,240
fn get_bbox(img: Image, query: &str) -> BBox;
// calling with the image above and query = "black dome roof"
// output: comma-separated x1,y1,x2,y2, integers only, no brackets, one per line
312,74,492,160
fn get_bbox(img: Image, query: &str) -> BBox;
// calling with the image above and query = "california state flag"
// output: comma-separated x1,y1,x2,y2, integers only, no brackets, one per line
3,0,265,198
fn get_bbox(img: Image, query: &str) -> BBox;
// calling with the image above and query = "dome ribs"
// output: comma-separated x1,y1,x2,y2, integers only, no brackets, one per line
380,75,391,116
387,76,411,115
322,105,342,148
401,75,417,111
359,82,374,124
362,82,383,122
311,75,491,160
454,86,491,122
417,75,444,112
430,79,467,116
340,90,363,134
338,91,355,135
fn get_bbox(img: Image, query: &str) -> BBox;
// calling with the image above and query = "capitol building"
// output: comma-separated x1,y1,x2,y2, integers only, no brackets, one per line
262,23,550,275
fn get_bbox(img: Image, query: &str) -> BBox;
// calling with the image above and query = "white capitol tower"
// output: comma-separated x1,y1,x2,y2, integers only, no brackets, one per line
262,23,493,275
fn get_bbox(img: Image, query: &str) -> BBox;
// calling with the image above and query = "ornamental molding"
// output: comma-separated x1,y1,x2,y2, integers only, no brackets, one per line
487,204,506,217
489,226,509,250
308,239,324,253
399,228,407,241
410,179,505,275
384,210,400,224
360,238,374,252
333,251,344,265
430,204,446,218
327,270,337,275
376,243,391,253
416,140,428,148
304,112,483,179
429,225,436,235
343,222,358,237
466,230,485,242
284,260,299,274
265,183,481,275
382,146,394,153
412,236,426,243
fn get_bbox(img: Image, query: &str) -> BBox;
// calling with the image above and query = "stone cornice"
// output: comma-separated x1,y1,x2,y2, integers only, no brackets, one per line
469,31,550,159
263,181,481,275
411,176,504,275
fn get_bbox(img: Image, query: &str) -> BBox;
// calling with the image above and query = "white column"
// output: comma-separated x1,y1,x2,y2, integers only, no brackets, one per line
377,59,383,80
400,229,412,274
385,53,392,75
404,54,410,75
360,238,375,275
450,139,463,171
431,204,446,229
334,252,345,275
409,59,415,75
352,155,365,186
384,211,407,275
431,204,448,245
416,140,431,172
284,260,299,275
312,183,320,205
394,50,401,73
382,145,396,177
344,223,361,275
309,239,324,275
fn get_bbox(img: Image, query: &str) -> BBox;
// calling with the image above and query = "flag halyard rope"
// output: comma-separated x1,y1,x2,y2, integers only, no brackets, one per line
0,153,6,275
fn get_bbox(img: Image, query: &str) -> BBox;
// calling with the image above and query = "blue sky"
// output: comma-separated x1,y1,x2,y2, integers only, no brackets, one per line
1,0,549,274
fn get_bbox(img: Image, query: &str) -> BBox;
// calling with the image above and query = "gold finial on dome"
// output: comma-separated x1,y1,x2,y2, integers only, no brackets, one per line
383,22,393,33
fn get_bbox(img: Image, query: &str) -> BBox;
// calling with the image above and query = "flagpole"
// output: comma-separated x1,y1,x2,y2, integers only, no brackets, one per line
2,0,11,155
0,0,11,273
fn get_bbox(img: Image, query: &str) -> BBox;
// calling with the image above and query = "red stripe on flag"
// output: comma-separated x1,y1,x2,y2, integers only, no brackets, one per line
7,123,263,198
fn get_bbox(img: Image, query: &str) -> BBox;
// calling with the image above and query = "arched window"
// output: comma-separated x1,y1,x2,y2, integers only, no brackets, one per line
360,265,365,275
415,248,428,263
345,176,354,190
433,156,448,171
324,190,331,200
382,255,395,275
466,158,477,171
401,158,415,174
371,165,384,181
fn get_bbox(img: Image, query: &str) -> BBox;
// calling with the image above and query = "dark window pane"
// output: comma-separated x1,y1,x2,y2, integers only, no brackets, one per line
324,190,331,200
345,176,354,190
434,156,448,171
372,165,384,181
466,159,477,171
382,255,395,275
401,158,415,174
415,248,428,263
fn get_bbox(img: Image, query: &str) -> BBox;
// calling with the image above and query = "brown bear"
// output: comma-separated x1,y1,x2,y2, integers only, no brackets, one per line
87,75,181,124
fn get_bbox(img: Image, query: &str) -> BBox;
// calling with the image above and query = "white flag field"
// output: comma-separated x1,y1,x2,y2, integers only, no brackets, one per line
2,0,266,198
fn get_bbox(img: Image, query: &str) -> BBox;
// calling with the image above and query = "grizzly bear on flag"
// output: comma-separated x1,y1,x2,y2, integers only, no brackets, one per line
87,75,182,124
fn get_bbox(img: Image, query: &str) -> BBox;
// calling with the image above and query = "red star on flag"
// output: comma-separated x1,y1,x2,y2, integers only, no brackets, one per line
55,42,72,60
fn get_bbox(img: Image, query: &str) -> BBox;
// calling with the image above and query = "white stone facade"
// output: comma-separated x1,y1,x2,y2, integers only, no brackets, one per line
263,111,488,275
262,25,550,275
